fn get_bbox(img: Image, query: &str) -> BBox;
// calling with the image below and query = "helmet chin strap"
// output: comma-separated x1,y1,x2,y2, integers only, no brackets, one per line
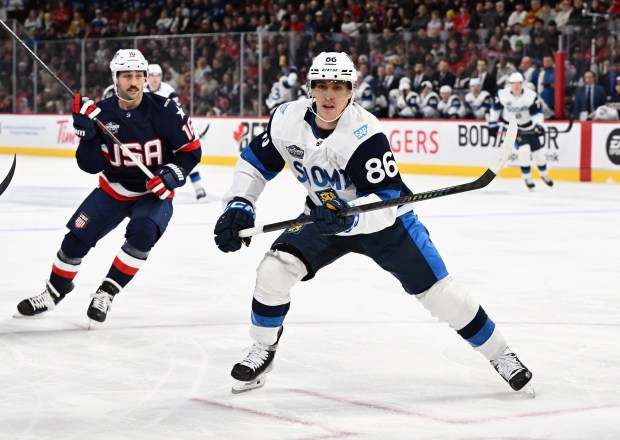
114,83,143,103
307,96,352,124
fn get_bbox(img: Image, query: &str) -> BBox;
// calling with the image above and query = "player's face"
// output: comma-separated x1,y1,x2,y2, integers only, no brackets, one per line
116,71,146,100
510,82,523,95
312,80,352,124
148,73,162,90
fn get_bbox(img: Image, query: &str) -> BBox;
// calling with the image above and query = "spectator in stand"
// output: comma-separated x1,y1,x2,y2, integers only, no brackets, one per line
432,60,457,90
412,61,431,92
454,5,472,33
523,0,543,28
494,1,510,28
52,1,71,34
539,2,557,25
607,76,620,106
469,2,485,32
554,0,573,31
507,2,526,27
496,55,517,88
509,22,530,51
476,59,497,97
520,56,537,84
410,4,430,31
444,9,456,31
341,11,360,37
426,9,443,38
537,54,556,117
90,9,108,36
24,9,43,34
481,0,498,29
573,70,607,120
66,11,86,38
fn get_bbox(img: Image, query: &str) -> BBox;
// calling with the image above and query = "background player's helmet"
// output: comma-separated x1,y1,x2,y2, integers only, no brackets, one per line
110,49,148,82
148,64,163,76
508,72,525,83
307,52,358,95
440,85,452,95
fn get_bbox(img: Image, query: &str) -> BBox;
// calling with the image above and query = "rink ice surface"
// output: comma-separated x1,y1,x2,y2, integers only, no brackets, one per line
0,156,619,440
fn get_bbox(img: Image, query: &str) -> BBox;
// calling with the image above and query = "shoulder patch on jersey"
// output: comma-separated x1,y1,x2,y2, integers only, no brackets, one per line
354,124,368,140
279,103,289,114
285,144,304,159
105,122,119,134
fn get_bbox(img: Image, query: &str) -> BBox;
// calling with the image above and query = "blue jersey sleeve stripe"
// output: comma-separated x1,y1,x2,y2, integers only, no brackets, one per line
241,146,279,181
465,318,496,347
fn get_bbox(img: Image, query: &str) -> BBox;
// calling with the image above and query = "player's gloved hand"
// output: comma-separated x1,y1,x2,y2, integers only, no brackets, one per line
534,124,545,136
310,198,358,236
214,197,256,252
145,163,186,200
488,122,499,138
72,94,101,140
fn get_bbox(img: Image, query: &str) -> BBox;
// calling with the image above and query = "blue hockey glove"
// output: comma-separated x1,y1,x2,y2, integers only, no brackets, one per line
488,122,499,138
146,163,186,200
310,198,358,236
72,94,101,140
214,197,256,252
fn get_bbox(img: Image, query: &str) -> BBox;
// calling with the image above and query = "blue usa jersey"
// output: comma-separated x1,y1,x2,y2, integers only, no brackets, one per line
76,93,201,200
224,99,413,235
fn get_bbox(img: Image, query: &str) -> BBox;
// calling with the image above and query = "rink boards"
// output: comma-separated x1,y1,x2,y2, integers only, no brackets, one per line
0,114,618,183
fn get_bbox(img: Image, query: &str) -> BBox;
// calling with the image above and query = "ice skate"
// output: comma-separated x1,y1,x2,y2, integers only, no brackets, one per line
541,174,554,187
231,328,282,394
195,187,207,200
87,279,120,326
491,347,535,397
524,177,535,190
14,281,74,317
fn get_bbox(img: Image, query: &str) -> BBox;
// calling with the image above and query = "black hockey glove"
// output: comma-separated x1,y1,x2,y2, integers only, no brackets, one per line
72,94,101,140
533,124,545,136
310,198,358,236
214,197,256,252
146,163,186,200
488,122,499,138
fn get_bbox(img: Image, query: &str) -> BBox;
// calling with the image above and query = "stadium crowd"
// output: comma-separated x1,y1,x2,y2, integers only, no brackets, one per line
1,0,620,119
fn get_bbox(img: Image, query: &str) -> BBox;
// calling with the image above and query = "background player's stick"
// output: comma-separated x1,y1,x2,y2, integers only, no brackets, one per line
0,20,163,188
0,155,17,197
238,120,518,238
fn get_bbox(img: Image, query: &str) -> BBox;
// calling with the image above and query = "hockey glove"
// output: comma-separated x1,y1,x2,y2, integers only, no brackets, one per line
72,94,101,140
146,163,186,200
534,124,545,137
310,198,358,236
488,122,499,138
214,197,256,252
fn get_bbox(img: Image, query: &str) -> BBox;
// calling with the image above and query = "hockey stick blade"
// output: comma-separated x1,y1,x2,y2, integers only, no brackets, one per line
239,120,517,238
0,154,17,197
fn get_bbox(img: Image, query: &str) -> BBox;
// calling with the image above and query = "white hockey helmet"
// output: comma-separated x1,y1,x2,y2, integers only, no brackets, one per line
439,85,452,95
148,63,162,76
508,72,525,83
110,49,148,82
469,78,481,88
307,52,357,94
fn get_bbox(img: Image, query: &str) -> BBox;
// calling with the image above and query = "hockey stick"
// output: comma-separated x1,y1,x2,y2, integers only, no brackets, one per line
0,154,17,197
238,120,518,238
198,123,210,139
0,20,158,182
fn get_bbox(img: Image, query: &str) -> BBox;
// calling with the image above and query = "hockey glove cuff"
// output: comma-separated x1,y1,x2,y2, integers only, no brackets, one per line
72,94,101,140
534,124,545,136
146,164,187,200
488,122,499,138
310,198,358,236
214,197,256,252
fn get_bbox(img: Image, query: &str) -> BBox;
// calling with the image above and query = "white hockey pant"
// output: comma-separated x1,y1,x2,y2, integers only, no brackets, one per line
416,276,507,360
250,249,308,345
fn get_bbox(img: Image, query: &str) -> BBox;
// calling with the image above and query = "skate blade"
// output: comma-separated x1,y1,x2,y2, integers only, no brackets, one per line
522,383,536,398
231,374,268,394
12,311,49,319
87,319,104,330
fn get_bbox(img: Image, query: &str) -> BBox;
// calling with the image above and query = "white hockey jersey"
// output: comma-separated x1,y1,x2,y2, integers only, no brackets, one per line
355,79,376,112
265,73,298,114
418,91,440,118
490,87,543,131
388,89,419,118
464,90,492,119
437,94,465,119
224,99,414,235
145,81,180,104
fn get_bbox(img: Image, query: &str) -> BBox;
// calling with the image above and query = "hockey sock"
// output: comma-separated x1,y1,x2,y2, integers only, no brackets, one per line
105,242,148,288
190,171,204,192
49,249,81,292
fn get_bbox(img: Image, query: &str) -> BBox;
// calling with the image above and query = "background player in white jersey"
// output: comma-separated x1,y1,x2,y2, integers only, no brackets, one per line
437,85,466,119
213,52,533,396
388,77,420,118
265,67,298,114
15,49,201,324
489,72,553,189
464,78,492,119
146,64,207,200
417,80,440,118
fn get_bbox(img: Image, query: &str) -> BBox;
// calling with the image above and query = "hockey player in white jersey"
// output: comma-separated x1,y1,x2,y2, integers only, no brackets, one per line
418,81,440,118
437,85,466,119
146,63,207,200
213,52,534,396
354,73,376,113
489,72,553,189
388,77,419,118
265,67,298,114
464,78,492,119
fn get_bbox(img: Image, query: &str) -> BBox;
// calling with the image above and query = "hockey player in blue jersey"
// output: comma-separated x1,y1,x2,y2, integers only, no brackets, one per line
213,52,534,396
15,49,201,324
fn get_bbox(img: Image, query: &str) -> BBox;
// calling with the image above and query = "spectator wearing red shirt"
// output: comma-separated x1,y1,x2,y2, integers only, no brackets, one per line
52,1,71,33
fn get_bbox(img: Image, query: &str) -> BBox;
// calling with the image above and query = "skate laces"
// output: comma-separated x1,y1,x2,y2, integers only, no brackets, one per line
492,351,523,380
90,292,113,313
239,343,271,371
29,289,56,311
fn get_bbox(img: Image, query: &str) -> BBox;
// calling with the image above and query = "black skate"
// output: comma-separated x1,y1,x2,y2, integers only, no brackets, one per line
231,328,283,394
195,187,207,200
491,348,535,397
15,280,74,317
524,177,535,190
541,175,554,187
87,279,120,324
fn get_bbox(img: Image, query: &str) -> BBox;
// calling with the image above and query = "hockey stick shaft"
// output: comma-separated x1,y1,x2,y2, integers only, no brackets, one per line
238,120,518,238
0,154,17,197
0,19,155,181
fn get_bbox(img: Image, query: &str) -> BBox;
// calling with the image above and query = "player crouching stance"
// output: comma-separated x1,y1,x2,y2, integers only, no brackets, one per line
214,52,534,396
489,72,553,190
15,49,201,325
